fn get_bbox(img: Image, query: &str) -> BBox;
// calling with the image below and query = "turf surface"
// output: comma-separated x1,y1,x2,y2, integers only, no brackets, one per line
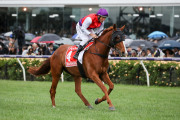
0,80,179,120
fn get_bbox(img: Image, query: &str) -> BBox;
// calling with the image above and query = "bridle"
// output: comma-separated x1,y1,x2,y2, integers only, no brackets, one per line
110,29,125,47
90,29,125,58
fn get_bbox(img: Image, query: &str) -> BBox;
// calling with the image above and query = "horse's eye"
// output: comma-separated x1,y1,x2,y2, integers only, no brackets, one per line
116,35,120,39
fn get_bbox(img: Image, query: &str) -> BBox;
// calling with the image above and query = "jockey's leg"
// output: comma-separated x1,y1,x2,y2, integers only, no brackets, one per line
73,35,89,59
73,45,84,59
74,24,92,59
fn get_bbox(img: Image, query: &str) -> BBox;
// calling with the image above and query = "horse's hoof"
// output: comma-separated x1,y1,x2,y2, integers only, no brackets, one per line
95,98,99,105
52,105,56,108
109,107,115,111
87,105,93,109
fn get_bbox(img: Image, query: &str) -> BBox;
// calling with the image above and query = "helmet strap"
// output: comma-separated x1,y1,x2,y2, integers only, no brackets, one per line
98,16,101,21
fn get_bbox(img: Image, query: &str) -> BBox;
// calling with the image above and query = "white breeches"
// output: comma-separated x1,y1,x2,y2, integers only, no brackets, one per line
76,23,94,46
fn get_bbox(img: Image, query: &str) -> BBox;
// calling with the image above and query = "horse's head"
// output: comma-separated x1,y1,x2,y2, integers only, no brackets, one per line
110,24,127,55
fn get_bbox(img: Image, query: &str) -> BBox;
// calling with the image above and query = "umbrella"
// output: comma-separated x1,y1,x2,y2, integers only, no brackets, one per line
124,38,133,47
148,31,168,39
72,33,82,40
127,40,156,50
74,41,81,45
4,31,13,37
176,39,180,42
38,33,60,42
30,36,41,43
72,34,78,39
0,35,7,40
25,33,35,41
25,41,33,45
0,41,7,47
55,37,74,45
158,40,180,49
157,38,175,45
40,41,54,43
2,41,9,46
0,41,9,54
30,36,54,43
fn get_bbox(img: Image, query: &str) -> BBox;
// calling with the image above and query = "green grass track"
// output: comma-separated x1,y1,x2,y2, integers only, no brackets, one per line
0,80,180,120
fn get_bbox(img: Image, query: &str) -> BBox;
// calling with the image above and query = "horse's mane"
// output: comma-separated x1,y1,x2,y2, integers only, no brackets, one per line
94,26,113,44
100,26,113,36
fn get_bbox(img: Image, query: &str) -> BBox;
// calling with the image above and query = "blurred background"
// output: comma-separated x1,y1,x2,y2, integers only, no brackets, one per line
0,0,180,57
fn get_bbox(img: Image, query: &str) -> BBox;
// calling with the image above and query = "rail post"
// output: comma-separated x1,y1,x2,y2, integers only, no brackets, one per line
140,60,150,87
17,58,26,81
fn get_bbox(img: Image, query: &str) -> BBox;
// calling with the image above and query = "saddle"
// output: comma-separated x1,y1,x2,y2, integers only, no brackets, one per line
65,41,94,77
65,41,94,78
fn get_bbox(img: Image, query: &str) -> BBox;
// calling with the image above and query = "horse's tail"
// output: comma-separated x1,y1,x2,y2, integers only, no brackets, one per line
28,58,51,76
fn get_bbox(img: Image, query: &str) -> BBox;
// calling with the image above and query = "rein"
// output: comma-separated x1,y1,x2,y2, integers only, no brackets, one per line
89,29,124,58
87,39,109,58
96,39,112,48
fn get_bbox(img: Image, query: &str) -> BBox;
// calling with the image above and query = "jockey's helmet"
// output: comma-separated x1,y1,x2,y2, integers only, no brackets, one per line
97,8,108,17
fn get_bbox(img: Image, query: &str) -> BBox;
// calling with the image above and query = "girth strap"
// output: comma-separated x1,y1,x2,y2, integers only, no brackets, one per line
89,51,108,58
77,60,87,78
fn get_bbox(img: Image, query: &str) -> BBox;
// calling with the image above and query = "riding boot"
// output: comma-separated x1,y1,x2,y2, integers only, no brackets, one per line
73,45,84,59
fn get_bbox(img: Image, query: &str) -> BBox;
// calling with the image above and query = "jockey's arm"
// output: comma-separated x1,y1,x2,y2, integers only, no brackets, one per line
94,22,104,36
81,17,98,39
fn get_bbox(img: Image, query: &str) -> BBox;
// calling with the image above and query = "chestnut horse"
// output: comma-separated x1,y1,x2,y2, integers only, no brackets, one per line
28,24,126,110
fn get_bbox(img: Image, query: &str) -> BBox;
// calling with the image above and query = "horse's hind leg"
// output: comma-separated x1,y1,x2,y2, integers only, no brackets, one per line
73,76,92,109
49,63,62,107
95,72,114,105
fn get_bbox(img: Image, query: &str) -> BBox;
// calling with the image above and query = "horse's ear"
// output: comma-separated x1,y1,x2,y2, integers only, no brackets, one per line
113,24,117,31
120,25,125,31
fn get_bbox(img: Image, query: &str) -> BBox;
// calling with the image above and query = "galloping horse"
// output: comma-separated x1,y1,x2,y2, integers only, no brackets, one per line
28,24,126,110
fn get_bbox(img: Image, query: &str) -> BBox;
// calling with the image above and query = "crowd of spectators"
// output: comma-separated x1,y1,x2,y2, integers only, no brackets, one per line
1,34,180,57
0,28,180,57
0,26,60,56
21,43,56,56
0,35,57,56
110,45,180,57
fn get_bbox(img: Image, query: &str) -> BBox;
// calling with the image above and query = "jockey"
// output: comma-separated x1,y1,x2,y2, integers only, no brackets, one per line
73,8,108,59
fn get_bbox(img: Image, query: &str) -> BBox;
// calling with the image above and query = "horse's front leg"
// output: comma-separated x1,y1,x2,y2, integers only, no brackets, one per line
95,72,114,105
90,72,115,110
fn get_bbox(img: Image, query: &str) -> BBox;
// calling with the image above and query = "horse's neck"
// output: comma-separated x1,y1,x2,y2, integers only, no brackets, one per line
93,31,112,56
